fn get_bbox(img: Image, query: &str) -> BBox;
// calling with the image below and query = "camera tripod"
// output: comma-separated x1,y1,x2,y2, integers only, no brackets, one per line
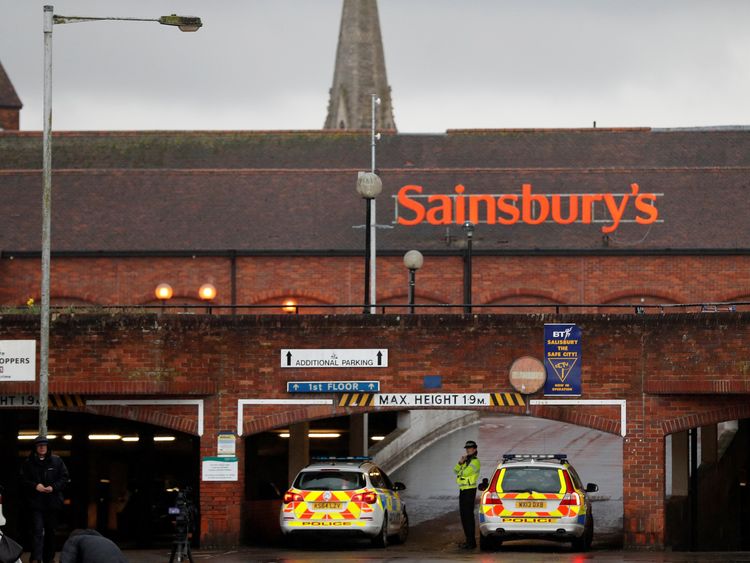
168,531,194,563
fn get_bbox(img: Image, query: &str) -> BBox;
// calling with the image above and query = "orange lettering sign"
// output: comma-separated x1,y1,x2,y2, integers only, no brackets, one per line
396,183,659,233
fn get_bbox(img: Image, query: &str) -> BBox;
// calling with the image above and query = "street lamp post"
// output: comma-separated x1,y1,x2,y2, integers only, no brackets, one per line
199,283,217,314
403,250,424,314
366,95,382,314
356,172,382,314
38,5,202,436
462,221,475,314
154,283,174,311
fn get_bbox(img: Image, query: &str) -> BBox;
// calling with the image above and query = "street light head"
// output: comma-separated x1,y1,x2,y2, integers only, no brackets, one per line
282,298,298,314
356,171,382,199
403,250,424,271
463,221,475,238
158,14,202,31
155,283,173,301
198,283,217,301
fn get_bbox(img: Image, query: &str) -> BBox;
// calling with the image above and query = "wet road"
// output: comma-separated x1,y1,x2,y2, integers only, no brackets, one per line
114,545,750,562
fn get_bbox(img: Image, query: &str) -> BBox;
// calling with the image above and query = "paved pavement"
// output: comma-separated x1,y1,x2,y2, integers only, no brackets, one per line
113,549,750,562
33,506,747,563
16,506,750,562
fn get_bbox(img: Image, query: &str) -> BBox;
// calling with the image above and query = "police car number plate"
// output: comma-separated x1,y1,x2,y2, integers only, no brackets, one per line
516,501,545,508
311,502,344,509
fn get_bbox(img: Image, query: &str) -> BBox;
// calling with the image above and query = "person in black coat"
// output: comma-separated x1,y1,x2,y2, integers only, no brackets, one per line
59,529,128,563
20,435,70,563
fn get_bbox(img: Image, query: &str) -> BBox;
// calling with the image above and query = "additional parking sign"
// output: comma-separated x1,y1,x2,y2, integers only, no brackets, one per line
0,340,36,382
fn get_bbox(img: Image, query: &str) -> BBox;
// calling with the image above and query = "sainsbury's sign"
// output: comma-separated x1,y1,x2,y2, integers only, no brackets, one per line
394,183,661,234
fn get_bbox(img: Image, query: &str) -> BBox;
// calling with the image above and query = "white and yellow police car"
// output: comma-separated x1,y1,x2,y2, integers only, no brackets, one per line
478,454,598,551
280,457,408,547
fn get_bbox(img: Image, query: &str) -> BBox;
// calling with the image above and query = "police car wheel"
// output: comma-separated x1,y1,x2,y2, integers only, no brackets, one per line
392,508,408,544
283,534,302,549
372,512,389,548
572,512,593,552
479,534,500,551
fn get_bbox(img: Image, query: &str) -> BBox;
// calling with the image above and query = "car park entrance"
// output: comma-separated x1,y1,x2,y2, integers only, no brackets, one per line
0,409,199,549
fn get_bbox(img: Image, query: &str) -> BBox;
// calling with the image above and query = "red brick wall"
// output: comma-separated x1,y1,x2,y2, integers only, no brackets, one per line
3,254,750,311
1,313,749,548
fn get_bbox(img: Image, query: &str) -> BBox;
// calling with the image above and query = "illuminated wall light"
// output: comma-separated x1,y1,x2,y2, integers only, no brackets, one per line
154,283,173,301
121,436,140,443
282,298,298,314
89,434,122,441
279,432,341,439
198,283,217,301
63,434,72,440
371,436,385,441
154,436,176,442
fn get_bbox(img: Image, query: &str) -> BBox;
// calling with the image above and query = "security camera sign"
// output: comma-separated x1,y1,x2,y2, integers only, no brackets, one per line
0,340,36,382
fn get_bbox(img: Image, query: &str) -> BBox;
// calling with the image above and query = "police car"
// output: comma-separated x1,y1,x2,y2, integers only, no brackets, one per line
478,454,597,551
280,457,408,547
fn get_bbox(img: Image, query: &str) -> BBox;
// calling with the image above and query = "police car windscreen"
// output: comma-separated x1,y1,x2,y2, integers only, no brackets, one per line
294,471,366,491
501,467,564,494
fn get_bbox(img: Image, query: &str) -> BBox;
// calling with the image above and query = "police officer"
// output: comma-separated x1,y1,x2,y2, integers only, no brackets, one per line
453,439,480,549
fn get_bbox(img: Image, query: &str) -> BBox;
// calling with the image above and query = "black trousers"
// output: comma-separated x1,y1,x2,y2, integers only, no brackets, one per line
459,487,477,545
31,508,59,563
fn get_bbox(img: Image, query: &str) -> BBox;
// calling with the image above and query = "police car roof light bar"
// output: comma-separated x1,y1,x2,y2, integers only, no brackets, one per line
503,453,567,463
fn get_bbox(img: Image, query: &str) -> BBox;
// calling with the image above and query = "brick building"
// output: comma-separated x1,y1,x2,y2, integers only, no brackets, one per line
1,127,750,311
1,0,750,552
0,61,22,131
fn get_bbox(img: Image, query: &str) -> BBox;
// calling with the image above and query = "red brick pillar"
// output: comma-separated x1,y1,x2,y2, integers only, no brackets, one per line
622,411,665,548
198,426,245,547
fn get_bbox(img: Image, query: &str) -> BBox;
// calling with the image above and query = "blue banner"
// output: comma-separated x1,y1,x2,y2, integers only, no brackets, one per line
544,324,582,396
287,381,380,393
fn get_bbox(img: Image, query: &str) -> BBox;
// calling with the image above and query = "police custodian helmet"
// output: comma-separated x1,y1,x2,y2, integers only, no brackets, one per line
464,440,478,449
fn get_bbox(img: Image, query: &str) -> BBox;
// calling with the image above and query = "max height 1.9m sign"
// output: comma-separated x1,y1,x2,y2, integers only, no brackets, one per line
544,324,581,397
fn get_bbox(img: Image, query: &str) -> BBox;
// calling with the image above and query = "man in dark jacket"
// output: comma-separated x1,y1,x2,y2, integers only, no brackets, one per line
60,529,128,563
20,435,70,563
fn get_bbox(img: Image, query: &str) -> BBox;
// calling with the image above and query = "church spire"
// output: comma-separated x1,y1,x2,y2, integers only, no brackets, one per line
324,0,396,131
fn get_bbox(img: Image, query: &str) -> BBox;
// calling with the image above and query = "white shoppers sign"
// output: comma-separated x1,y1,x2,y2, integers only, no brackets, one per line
0,340,36,381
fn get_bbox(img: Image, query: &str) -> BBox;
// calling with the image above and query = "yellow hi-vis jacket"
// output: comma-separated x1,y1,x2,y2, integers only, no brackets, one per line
453,456,481,490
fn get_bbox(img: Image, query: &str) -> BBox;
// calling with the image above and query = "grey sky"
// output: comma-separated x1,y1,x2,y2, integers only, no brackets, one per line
1,0,748,132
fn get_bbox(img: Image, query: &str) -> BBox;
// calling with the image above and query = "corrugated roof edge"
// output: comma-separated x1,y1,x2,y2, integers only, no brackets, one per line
446,128,652,134
652,125,750,132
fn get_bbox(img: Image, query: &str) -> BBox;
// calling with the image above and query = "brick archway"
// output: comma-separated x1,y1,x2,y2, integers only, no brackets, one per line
241,404,623,437
83,404,200,436
660,398,750,436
